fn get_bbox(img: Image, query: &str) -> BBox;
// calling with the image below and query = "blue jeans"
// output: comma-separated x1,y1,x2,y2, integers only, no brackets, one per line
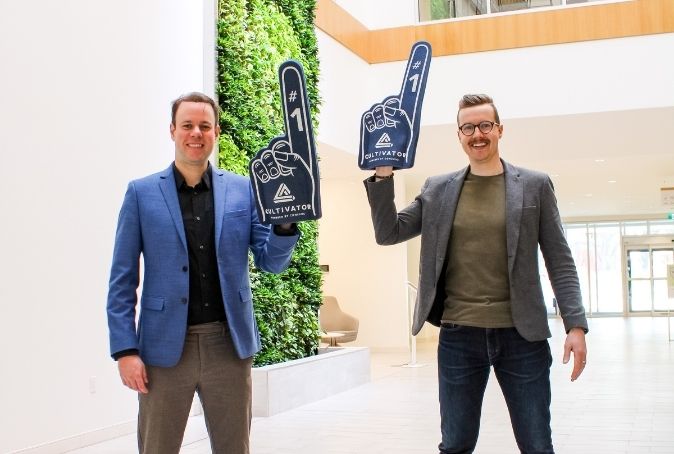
437,324,554,454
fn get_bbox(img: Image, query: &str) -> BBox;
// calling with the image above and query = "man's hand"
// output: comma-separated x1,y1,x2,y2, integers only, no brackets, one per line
118,355,149,394
562,327,587,382
359,41,431,170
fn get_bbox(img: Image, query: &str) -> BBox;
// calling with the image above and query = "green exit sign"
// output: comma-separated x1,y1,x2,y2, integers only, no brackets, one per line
668,213,674,220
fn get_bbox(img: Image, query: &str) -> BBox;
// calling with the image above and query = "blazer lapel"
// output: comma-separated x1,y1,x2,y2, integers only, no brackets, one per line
212,167,229,247
504,160,523,274
158,164,188,252
434,167,469,277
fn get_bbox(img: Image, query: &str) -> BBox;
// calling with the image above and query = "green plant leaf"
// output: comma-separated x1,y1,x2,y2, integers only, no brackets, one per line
218,0,323,367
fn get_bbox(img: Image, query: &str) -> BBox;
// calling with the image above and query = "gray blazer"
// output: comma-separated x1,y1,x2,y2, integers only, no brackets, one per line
364,160,588,341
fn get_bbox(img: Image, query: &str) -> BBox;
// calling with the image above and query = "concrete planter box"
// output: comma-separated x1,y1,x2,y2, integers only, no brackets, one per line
252,346,370,417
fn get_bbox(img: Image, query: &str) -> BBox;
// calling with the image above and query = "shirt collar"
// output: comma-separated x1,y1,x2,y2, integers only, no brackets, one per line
173,162,212,190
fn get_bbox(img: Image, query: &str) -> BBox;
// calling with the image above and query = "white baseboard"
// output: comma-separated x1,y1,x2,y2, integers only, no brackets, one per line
12,399,203,453
10,420,136,454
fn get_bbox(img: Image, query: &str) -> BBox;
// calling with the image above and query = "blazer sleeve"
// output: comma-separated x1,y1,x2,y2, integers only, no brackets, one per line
538,176,588,334
106,182,143,357
247,182,299,273
363,176,425,245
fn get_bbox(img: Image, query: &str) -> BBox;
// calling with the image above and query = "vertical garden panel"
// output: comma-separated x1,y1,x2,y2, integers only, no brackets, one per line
217,0,322,366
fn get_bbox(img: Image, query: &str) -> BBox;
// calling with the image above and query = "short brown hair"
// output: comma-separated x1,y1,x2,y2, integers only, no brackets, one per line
171,92,220,126
457,94,500,125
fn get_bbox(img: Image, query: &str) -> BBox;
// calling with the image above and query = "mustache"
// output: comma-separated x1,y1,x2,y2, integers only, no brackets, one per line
468,138,490,146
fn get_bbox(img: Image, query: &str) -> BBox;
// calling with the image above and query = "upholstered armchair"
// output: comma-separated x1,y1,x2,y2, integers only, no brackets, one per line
319,296,359,346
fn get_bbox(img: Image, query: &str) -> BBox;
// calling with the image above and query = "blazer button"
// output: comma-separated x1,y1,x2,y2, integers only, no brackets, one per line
182,266,188,272
181,297,187,304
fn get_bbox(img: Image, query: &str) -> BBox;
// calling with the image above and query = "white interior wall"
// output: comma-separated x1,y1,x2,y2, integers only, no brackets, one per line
320,33,674,154
315,29,371,155
334,0,417,29
0,1,209,452
318,176,410,350
316,29,410,350
420,33,674,124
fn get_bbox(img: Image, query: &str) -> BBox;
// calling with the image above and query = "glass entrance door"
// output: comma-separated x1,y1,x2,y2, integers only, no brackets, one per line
626,245,674,313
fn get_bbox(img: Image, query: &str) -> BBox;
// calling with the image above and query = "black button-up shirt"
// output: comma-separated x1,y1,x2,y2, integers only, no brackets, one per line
174,163,226,326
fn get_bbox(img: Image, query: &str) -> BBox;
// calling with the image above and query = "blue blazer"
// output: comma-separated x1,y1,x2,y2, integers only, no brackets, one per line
107,164,299,367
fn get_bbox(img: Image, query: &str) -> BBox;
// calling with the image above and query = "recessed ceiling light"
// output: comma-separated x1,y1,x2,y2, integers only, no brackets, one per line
584,193,593,197
608,180,617,183
594,159,605,163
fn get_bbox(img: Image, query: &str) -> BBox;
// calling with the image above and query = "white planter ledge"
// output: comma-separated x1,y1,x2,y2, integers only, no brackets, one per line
252,346,370,417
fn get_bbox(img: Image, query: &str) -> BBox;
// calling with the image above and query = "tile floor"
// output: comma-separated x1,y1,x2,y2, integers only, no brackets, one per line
68,317,674,453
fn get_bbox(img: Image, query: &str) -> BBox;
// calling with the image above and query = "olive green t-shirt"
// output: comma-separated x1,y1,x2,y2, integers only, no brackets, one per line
441,172,514,328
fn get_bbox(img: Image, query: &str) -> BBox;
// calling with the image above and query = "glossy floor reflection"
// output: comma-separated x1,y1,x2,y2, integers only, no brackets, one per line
69,317,674,453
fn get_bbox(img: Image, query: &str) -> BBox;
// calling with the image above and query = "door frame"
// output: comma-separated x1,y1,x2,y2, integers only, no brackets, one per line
622,235,674,316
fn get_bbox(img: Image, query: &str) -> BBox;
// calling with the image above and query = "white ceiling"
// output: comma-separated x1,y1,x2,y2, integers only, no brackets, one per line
318,106,674,219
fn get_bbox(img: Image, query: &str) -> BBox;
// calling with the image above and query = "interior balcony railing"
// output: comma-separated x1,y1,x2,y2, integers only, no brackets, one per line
419,0,604,21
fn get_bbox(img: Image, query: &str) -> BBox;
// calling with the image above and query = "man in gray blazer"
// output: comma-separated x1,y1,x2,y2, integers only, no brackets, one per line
365,94,588,454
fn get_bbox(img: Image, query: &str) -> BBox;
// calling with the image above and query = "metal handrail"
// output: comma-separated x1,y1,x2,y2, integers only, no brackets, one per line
404,281,426,367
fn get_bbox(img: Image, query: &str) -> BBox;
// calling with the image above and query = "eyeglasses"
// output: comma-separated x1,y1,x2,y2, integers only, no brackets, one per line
458,120,500,136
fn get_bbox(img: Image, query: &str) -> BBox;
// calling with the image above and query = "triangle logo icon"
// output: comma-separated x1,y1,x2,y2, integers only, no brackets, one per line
375,132,393,148
273,183,295,203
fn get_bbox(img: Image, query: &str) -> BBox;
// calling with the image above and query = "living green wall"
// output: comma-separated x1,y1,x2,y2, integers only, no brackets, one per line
216,0,322,366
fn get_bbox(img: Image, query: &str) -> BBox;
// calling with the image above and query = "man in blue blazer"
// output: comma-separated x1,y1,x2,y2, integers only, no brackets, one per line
365,94,588,454
107,92,299,454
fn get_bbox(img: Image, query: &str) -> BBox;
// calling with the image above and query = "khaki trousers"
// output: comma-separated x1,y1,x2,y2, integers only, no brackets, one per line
138,322,253,454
